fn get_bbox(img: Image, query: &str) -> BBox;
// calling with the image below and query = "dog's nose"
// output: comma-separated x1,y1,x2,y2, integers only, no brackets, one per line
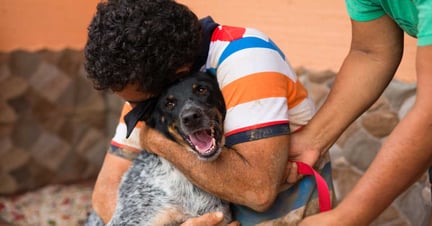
181,110,202,127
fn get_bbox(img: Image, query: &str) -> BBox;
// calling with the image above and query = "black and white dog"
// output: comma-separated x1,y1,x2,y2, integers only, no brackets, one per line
86,72,231,226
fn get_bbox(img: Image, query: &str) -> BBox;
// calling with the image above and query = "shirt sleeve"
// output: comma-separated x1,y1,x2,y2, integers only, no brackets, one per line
415,0,432,46
110,102,143,152
345,0,386,22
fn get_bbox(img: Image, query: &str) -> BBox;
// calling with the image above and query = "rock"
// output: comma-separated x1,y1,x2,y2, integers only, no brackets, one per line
399,95,416,119
0,101,17,123
57,49,85,77
371,205,410,226
331,164,362,201
0,136,13,156
0,172,18,194
29,62,72,103
53,152,88,183
361,111,399,138
0,50,120,194
295,66,308,77
37,49,62,65
0,147,31,172
308,82,329,107
0,76,28,100
11,115,43,150
0,63,11,82
367,96,392,113
383,79,416,109
75,128,107,165
9,50,41,79
336,121,361,148
342,129,381,171
307,69,336,83
30,132,70,171
395,183,431,226
328,144,346,168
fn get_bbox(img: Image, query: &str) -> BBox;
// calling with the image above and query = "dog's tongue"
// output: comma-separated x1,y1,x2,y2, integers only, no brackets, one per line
190,130,213,153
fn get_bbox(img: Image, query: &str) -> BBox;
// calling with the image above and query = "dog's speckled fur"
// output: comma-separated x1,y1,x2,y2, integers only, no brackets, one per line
86,72,231,226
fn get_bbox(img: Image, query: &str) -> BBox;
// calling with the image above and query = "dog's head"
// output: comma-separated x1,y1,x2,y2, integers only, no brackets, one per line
125,72,226,161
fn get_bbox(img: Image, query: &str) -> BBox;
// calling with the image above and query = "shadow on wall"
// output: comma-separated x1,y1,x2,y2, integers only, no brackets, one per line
0,49,123,194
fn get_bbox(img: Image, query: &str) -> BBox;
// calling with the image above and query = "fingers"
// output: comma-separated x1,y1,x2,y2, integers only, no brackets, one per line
181,212,239,226
286,162,303,184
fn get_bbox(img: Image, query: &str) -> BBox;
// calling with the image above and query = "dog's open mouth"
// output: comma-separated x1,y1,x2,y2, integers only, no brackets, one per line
186,128,217,157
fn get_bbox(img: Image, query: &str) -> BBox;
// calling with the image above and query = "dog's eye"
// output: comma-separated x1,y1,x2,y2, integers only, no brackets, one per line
165,98,176,110
195,85,208,95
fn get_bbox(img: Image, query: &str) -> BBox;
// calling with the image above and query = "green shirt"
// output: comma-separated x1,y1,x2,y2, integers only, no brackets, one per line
345,0,432,46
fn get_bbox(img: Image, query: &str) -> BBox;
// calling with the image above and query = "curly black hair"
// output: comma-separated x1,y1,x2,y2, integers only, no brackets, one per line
84,0,201,94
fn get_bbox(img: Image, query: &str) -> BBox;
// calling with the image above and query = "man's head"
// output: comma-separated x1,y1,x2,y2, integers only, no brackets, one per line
84,0,201,96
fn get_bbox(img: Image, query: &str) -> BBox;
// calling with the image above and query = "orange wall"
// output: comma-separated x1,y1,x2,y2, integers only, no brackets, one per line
0,0,416,82
0,0,100,51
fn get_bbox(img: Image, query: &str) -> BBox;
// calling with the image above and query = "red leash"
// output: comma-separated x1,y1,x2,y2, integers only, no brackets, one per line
295,161,332,212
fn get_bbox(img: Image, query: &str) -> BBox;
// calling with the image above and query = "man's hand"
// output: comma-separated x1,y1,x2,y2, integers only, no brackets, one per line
284,131,322,184
181,212,240,226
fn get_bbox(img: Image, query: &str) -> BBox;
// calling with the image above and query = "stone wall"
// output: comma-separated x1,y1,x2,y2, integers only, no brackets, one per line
0,50,430,225
0,50,123,194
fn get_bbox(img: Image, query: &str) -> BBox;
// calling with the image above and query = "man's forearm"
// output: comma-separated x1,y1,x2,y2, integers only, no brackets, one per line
145,131,290,211
304,50,397,153
333,104,432,225
304,17,403,155
333,45,432,224
92,151,134,223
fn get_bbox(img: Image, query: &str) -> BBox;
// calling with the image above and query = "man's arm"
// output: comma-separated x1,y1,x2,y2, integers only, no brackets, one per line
142,125,290,212
295,15,432,225
92,150,133,223
301,44,432,226
288,15,404,167
334,43,432,223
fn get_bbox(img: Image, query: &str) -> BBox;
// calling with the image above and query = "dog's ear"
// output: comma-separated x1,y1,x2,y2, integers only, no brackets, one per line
123,97,158,138
202,72,226,120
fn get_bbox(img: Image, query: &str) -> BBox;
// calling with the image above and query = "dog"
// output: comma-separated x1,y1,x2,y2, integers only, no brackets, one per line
86,72,231,226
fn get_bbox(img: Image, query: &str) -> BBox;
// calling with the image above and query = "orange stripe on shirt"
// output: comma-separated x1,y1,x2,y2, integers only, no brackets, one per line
289,78,309,108
222,72,302,109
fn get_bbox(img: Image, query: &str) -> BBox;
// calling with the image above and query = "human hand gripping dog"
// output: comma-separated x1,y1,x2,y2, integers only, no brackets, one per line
142,119,332,225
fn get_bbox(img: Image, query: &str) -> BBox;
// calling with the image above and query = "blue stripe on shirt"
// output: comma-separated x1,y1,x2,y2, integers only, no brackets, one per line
218,37,286,67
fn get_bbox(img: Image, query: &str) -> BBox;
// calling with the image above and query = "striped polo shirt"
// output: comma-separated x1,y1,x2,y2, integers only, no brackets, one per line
111,19,315,152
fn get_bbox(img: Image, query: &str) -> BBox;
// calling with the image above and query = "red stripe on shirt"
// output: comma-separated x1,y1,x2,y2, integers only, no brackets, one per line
110,140,141,153
211,26,246,41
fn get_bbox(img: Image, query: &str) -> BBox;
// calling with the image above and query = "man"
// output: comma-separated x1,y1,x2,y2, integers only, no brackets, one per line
84,0,333,225
287,0,432,225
